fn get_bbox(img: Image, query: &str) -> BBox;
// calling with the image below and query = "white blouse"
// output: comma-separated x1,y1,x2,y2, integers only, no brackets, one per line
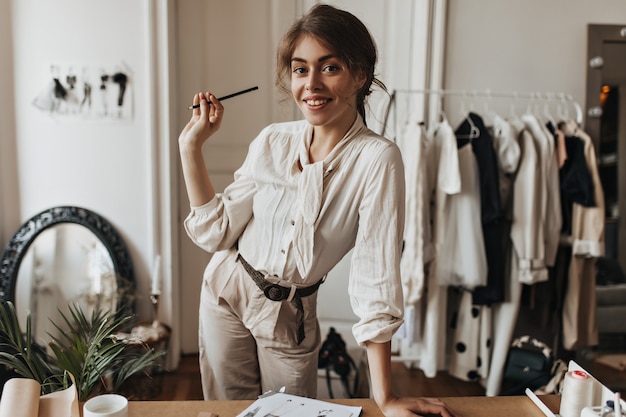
435,144,487,289
184,116,405,345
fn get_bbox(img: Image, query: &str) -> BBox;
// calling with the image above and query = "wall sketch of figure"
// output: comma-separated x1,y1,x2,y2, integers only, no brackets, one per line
80,82,92,112
66,73,77,90
111,71,128,118
51,78,67,112
63,68,80,113
99,71,110,116
32,65,66,113
78,66,92,114
52,79,67,99
32,63,133,120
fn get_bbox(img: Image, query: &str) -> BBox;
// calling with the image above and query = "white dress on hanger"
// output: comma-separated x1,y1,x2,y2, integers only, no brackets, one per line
521,114,561,272
447,143,490,382
435,142,487,289
397,121,428,343
418,116,461,377
492,114,521,217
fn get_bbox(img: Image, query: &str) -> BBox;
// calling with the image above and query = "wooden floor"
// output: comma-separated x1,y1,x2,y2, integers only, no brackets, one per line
134,353,626,401
148,354,486,401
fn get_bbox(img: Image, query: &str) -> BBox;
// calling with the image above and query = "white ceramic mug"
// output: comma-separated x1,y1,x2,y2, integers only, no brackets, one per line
83,394,128,417
580,405,611,417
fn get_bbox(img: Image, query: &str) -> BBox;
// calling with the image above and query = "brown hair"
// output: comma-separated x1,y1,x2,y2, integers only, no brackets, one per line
276,3,386,122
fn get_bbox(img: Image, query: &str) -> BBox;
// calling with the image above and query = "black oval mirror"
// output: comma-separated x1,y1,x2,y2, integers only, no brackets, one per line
0,206,135,341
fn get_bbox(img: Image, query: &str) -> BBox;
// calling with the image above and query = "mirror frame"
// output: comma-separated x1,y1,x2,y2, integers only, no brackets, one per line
0,206,135,307
584,24,626,146
585,24,626,269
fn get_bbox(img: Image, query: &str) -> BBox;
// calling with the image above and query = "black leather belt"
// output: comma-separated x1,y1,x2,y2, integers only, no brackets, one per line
236,253,323,345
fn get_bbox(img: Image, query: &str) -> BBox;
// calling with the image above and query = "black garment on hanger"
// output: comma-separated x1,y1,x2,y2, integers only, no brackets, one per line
455,112,505,305
553,126,595,234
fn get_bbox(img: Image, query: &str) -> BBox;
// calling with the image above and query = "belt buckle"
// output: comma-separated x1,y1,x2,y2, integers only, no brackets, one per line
264,284,288,301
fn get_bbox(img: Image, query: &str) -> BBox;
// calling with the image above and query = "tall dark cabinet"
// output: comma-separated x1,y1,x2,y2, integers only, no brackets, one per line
585,24,626,270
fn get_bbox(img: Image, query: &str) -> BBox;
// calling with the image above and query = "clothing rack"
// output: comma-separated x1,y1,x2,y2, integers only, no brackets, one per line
386,87,588,391
382,88,584,135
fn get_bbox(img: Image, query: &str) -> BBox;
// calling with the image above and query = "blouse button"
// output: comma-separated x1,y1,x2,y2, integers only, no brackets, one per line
290,220,295,226
280,249,286,254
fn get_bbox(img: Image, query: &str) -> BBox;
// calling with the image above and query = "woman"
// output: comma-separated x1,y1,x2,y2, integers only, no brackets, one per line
178,4,458,417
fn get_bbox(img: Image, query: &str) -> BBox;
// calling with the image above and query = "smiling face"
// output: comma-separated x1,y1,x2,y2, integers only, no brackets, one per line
290,35,365,139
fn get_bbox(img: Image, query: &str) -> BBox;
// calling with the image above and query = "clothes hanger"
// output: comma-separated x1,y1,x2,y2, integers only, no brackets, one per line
558,93,570,123
456,92,480,140
435,94,448,124
481,89,498,127
568,95,583,126
542,93,557,128
525,91,541,117
431,94,450,138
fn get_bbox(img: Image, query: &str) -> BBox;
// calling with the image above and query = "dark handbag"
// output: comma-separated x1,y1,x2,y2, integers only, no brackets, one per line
318,327,359,398
501,335,554,395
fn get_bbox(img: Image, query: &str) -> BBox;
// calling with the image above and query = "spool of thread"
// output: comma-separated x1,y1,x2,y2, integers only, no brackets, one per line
559,370,594,417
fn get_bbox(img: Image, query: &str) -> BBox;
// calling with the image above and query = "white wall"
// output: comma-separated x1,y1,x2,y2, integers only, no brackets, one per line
443,0,626,127
8,0,158,322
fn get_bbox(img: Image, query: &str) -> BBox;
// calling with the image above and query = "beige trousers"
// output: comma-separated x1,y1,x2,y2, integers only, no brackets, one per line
198,249,321,400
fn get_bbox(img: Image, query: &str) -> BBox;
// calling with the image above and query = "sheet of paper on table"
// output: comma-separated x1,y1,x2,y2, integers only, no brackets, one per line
235,392,362,417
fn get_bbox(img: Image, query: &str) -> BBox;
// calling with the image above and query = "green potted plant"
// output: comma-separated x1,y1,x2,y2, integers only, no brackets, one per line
0,300,165,401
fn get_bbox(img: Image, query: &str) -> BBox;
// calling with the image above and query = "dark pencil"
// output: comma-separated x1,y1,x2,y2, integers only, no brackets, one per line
188,86,259,109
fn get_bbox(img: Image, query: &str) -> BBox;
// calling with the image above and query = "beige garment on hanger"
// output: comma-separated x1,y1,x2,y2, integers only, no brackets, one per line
555,128,568,168
509,118,548,284
560,121,605,350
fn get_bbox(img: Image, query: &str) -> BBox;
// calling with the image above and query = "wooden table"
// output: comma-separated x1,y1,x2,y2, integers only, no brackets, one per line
126,395,561,417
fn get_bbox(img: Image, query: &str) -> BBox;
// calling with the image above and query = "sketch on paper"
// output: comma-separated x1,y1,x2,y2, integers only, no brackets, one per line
32,63,133,121
235,392,361,417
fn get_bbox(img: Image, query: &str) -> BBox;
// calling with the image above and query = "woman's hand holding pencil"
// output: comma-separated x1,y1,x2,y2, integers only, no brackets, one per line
188,86,258,109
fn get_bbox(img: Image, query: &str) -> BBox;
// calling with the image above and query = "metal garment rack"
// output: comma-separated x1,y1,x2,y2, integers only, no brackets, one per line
383,87,585,368
382,88,584,136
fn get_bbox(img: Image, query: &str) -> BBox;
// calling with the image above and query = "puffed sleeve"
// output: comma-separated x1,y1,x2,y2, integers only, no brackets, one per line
183,129,266,253
350,143,405,345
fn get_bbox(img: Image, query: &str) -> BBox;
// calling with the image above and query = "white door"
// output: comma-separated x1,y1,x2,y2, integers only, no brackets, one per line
174,0,438,354
174,0,298,353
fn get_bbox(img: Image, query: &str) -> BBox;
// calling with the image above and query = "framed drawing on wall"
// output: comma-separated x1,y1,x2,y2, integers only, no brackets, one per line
32,62,134,121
